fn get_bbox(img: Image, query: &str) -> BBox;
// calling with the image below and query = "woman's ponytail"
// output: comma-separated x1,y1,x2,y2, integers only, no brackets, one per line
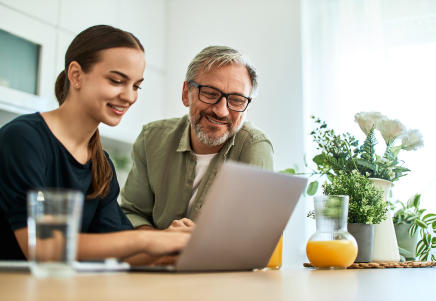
54,70,68,105
87,129,112,199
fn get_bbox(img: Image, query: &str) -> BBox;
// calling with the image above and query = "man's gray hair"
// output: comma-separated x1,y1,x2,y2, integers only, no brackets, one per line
185,46,258,98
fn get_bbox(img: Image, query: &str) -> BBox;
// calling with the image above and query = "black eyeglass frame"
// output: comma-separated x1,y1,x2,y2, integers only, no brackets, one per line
188,80,251,112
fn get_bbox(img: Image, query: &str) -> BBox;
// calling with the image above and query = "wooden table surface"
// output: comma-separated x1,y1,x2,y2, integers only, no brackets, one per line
0,266,433,301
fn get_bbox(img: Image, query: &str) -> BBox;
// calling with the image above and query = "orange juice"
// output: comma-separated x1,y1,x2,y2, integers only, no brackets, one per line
267,235,283,269
306,240,357,268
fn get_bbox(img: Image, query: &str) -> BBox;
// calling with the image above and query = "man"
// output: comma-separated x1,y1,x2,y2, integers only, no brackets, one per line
120,46,274,231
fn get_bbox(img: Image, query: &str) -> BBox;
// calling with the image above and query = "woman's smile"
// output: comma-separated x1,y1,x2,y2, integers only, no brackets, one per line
107,103,127,115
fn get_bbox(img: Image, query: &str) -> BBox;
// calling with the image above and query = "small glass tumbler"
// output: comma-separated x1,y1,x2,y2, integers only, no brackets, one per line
27,189,84,278
306,195,358,269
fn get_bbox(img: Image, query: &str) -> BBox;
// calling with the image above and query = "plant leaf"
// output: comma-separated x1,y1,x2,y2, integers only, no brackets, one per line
433,220,436,232
432,254,436,262
355,159,375,170
432,237,436,248
420,228,426,239
313,154,324,165
423,233,430,247
415,219,427,229
392,166,411,172
419,251,429,262
390,145,402,159
417,209,426,217
306,181,319,196
407,194,420,209
414,194,421,209
423,214,436,225
398,247,413,256
416,240,426,256
409,223,418,237
405,214,420,222
406,195,414,209
279,168,296,175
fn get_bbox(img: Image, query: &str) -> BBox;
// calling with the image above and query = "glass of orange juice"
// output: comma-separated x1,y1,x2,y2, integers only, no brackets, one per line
267,235,283,269
306,195,358,269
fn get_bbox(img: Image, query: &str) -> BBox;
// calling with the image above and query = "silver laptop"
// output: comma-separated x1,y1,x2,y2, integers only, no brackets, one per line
132,161,307,272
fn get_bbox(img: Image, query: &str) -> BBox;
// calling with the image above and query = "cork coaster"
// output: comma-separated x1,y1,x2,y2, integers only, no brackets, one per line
303,261,436,269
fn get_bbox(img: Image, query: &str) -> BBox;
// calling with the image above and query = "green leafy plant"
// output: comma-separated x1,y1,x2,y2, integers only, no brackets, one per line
281,113,423,196
109,151,131,171
321,170,387,224
392,194,436,261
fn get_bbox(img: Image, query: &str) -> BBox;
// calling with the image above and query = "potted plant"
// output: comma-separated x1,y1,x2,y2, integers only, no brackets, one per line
288,114,423,195
284,113,424,262
322,170,386,262
391,194,436,261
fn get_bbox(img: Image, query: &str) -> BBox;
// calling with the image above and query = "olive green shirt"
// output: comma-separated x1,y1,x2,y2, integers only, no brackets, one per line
120,115,274,229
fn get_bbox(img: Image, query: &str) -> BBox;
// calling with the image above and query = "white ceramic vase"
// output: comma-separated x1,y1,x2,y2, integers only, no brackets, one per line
370,178,400,262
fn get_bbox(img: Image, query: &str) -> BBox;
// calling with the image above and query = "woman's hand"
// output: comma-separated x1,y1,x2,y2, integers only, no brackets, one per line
139,231,190,257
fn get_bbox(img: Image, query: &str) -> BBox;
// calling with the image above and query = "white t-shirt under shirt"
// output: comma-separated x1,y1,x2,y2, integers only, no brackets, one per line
186,152,218,219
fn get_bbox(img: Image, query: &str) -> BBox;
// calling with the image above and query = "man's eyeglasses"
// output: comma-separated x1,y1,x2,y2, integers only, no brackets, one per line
188,80,251,112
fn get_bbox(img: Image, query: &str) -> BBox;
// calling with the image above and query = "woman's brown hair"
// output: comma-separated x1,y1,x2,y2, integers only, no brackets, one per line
55,25,144,199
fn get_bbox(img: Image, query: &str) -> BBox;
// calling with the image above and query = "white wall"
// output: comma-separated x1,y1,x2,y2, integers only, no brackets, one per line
166,0,306,266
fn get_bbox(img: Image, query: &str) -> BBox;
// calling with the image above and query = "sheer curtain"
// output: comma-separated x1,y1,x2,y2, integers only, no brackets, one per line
302,0,436,239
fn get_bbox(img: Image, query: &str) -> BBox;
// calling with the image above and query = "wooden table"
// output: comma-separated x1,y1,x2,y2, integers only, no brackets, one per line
0,266,433,301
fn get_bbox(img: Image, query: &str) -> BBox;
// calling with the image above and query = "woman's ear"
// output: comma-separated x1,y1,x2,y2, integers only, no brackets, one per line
68,61,83,89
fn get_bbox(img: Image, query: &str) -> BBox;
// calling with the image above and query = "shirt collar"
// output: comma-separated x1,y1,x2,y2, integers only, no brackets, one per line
176,122,192,152
176,122,237,156
220,133,236,157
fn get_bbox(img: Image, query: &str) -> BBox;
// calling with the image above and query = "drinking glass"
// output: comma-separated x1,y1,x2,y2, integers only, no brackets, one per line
27,189,84,278
267,235,283,269
306,195,358,269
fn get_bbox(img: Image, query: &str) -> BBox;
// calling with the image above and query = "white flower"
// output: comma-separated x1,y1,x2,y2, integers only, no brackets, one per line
354,112,387,136
402,129,424,151
389,171,395,179
377,118,408,145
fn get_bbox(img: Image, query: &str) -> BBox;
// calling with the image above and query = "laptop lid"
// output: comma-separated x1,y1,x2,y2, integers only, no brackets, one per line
174,161,307,272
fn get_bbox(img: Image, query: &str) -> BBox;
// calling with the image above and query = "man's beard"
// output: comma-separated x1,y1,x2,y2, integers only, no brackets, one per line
189,107,245,147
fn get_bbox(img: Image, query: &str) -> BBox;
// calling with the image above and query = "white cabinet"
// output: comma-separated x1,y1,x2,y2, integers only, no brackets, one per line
0,5,56,114
0,0,169,147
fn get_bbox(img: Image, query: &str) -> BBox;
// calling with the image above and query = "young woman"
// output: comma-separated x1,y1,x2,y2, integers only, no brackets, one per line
0,25,189,263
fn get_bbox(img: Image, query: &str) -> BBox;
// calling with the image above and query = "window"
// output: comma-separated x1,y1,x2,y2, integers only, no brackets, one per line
0,28,40,95
303,0,436,213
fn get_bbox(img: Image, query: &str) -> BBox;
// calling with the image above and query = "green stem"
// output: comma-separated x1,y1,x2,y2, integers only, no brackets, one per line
383,141,394,159
345,140,359,171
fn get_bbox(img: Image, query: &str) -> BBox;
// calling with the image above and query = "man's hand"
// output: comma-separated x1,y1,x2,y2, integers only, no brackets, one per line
167,218,196,233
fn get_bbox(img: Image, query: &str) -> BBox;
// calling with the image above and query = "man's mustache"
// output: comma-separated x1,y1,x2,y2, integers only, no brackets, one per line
199,111,232,126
